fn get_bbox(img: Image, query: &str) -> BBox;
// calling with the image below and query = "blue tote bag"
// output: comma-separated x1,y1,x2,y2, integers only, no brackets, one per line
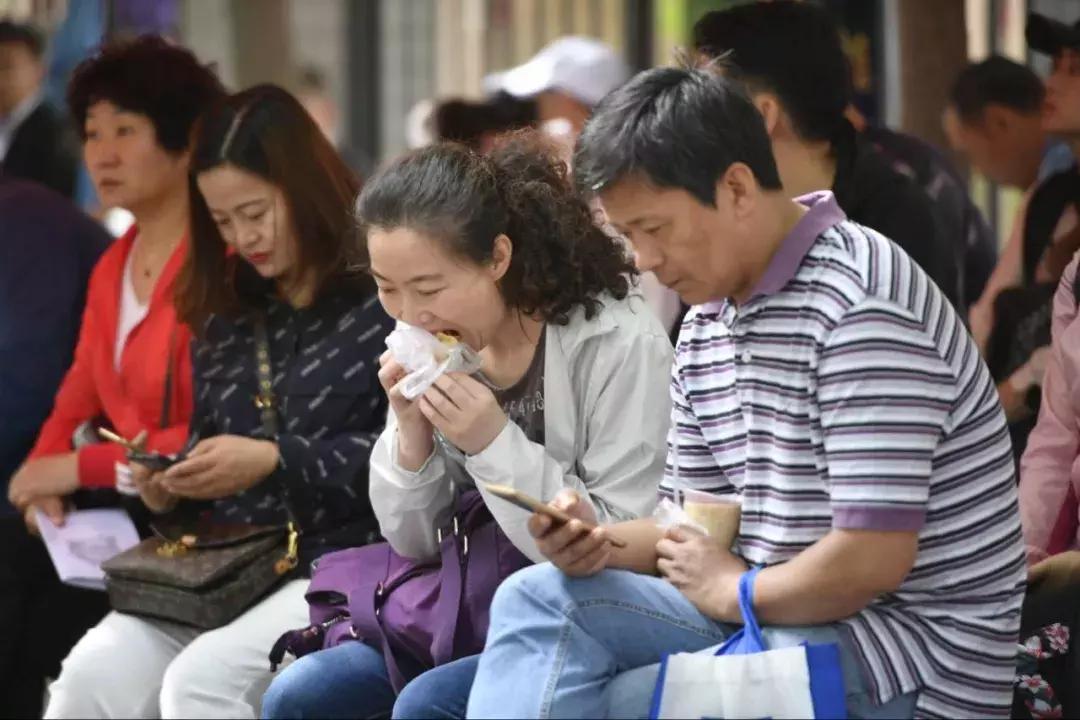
650,567,847,719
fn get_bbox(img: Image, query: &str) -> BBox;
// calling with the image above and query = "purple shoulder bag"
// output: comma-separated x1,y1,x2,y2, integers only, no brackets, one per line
269,489,531,691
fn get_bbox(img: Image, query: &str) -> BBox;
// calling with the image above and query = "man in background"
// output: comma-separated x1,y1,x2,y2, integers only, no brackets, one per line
947,55,1078,354
0,175,111,717
945,55,1074,193
0,20,78,197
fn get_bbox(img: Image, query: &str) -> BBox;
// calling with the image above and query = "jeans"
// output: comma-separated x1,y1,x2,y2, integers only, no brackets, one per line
467,565,918,719
261,641,478,720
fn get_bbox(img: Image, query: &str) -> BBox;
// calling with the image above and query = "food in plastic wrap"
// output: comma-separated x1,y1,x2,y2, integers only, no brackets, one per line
385,324,483,399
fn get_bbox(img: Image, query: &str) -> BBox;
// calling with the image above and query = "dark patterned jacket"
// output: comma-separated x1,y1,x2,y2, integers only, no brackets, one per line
185,276,391,567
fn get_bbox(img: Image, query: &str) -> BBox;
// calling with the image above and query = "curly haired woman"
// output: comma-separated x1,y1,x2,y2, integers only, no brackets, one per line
262,134,674,719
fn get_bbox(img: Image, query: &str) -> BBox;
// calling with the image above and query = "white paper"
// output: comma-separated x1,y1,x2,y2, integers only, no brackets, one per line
35,508,140,591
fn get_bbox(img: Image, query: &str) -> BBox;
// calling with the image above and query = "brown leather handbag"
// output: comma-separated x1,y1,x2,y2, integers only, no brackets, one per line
101,313,299,629
101,521,298,629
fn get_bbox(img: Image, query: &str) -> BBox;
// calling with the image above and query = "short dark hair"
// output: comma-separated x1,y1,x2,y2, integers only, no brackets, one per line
693,0,851,144
176,84,367,331
0,20,45,58
434,92,537,149
950,56,1045,124
574,64,782,206
357,133,635,324
66,35,225,154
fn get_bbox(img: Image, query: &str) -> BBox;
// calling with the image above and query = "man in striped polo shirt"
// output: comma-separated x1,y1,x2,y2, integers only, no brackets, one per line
467,66,1025,719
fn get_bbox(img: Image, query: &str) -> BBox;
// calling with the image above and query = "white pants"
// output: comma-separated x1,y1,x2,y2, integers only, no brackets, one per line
45,580,308,719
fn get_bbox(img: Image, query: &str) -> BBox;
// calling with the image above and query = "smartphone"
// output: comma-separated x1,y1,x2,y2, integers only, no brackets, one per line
127,450,184,472
481,483,627,548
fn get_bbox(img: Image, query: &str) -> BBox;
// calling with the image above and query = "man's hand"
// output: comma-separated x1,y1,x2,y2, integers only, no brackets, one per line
1029,550,1080,591
528,489,612,577
656,525,748,622
23,496,67,536
8,454,79,511
163,435,277,500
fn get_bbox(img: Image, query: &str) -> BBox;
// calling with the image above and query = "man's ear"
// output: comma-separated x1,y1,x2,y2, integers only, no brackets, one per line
715,162,759,221
752,92,782,137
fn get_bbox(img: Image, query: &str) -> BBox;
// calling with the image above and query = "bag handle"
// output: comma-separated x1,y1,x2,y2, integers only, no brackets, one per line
430,496,475,666
736,566,765,648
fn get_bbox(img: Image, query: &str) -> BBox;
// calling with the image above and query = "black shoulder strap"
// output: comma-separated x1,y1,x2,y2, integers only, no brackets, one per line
252,312,298,535
1024,168,1080,286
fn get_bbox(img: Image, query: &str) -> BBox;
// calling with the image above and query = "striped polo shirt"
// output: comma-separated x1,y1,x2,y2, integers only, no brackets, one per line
662,191,1025,718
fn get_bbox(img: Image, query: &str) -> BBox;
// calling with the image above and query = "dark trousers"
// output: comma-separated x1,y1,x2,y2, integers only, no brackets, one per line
0,514,110,718
1014,579,1080,718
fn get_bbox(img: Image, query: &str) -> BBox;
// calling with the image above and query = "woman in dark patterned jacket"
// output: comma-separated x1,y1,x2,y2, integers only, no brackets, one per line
44,84,391,719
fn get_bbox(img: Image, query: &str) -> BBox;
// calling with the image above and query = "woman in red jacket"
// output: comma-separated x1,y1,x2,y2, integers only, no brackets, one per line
8,37,223,515
2,36,224,715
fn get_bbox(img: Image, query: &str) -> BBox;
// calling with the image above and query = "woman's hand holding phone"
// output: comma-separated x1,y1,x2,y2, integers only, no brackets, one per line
527,489,612,578
121,430,177,513
162,435,277,500
130,462,177,514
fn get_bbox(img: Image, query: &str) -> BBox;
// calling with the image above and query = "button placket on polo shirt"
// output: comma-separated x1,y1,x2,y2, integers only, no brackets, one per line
720,304,754,474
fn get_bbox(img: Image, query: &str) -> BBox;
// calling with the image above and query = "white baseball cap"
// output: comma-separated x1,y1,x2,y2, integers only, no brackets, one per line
483,36,629,107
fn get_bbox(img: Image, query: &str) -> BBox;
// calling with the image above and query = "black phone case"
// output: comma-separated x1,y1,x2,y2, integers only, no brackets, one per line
127,451,183,471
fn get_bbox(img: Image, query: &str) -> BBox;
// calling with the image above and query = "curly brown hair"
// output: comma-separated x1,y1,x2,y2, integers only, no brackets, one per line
355,131,635,324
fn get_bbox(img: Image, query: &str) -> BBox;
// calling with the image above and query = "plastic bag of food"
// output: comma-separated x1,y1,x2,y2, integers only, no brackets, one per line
385,324,483,399
653,497,707,535
653,442,741,546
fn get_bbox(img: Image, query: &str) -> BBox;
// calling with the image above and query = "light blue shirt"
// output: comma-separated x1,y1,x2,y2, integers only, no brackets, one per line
1039,140,1076,182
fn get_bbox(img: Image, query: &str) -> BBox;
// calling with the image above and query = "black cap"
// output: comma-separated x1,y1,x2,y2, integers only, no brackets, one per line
1027,12,1080,56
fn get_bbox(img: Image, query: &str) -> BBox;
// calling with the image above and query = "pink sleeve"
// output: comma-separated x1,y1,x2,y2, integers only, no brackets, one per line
1020,254,1080,564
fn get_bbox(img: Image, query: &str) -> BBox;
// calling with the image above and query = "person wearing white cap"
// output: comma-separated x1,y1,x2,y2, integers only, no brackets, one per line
484,36,629,138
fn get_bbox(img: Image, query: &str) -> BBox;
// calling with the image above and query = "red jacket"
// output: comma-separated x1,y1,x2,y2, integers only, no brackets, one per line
29,227,194,487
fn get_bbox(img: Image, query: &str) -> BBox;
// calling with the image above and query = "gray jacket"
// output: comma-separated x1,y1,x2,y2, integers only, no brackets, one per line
368,291,673,562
